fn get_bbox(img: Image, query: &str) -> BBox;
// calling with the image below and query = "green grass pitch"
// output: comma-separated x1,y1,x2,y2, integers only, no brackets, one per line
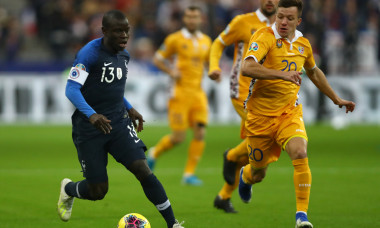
0,124,379,227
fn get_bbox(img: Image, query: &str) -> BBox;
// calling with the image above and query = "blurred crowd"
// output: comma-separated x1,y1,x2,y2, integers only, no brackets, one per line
0,0,379,75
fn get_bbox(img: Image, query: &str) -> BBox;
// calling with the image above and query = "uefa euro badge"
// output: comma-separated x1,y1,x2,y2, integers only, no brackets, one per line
276,39,282,48
75,63,86,71
298,46,304,54
249,42,259,51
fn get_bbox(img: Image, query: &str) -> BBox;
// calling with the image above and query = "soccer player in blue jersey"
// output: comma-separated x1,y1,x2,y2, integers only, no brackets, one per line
57,10,184,228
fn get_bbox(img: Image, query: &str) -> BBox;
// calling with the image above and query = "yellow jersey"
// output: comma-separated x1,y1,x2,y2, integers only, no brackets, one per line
156,28,211,94
209,9,271,103
244,24,316,116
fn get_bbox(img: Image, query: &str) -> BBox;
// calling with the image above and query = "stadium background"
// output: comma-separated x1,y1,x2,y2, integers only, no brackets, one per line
0,0,379,125
0,0,379,228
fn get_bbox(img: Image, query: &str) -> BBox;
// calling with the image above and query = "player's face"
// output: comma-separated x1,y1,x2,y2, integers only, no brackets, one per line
103,18,130,52
275,6,301,40
260,0,279,17
183,9,202,33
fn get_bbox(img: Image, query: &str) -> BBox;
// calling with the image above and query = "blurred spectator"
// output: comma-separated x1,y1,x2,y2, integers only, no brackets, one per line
0,0,378,75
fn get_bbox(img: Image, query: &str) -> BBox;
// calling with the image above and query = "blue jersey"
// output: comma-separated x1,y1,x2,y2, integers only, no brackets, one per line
67,38,131,138
73,38,129,117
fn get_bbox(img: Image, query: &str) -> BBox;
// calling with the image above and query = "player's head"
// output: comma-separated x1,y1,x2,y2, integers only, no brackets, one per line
260,0,279,17
102,10,130,53
275,0,303,39
182,6,203,33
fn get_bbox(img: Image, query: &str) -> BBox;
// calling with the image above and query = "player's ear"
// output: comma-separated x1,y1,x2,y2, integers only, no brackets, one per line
297,18,302,26
101,26,107,36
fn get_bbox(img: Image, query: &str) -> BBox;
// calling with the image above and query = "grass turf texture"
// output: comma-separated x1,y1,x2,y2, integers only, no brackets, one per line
0,124,379,227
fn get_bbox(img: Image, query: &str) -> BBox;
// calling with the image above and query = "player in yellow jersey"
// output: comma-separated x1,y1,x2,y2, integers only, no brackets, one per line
209,0,279,213
147,6,212,186
238,0,355,227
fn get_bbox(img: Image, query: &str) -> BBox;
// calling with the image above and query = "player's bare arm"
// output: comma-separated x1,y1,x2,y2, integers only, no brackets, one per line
152,55,180,80
305,67,356,113
89,113,112,134
127,107,145,132
208,39,225,82
241,57,302,85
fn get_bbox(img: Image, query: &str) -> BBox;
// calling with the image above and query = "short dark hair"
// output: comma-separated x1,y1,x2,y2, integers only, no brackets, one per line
278,0,303,17
186,5,202,13
102,10,128,28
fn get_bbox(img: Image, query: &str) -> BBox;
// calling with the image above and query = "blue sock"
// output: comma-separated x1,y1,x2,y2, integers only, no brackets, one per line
64,180,91,199
140,174,176,228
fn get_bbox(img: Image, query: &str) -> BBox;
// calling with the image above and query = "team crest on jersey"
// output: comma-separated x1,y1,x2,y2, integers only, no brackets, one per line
75,63,86,71
249,42,259,51
298,46,304,54
276,39,283,48
69,68,80,79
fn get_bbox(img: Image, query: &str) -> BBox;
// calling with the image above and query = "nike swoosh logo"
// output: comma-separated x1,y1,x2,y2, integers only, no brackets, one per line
104,62,112,66
134,139,140,143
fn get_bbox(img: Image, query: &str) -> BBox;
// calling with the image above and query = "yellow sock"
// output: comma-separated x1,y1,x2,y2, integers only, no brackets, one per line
227,139,248,162
153,135,174,159
293,158,312,212
242,164,254,184
184,139,205,175
218,167,240,199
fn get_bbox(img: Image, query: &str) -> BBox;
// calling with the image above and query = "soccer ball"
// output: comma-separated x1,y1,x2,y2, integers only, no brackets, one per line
117,213,151,228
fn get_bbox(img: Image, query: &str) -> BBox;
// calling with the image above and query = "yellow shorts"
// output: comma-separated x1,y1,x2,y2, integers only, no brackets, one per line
168,90,208,131
245,104,308,168
231,98,247,139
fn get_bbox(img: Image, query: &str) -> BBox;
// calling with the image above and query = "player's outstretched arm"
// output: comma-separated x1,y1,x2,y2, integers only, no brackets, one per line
208,39,225,82
241,57,302,85
305,67,356,113
127,108,145,132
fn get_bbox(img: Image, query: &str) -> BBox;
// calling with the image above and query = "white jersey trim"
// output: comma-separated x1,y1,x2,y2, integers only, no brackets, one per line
218,36,226,46
244,55,259,62
68,67,89,85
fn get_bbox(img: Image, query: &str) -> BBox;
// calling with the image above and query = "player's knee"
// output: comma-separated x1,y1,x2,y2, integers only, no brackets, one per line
129,159,152,181
88,183,108,201
252,172,266,183
251,169,266,184
171,132,186,144
193,123,206,140
291,148,308,160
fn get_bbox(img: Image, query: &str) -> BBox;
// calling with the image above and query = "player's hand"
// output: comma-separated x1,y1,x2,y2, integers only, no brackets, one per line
282,71,302,86
335,99,356,113
89,113,112,134
127,108,145,132
169,69,181,81
208,70,221,82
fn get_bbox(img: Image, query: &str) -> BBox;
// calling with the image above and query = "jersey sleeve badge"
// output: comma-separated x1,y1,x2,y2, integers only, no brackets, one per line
68,67,89,85
69,68,80,79
75,63,86,71
249,42,259,51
